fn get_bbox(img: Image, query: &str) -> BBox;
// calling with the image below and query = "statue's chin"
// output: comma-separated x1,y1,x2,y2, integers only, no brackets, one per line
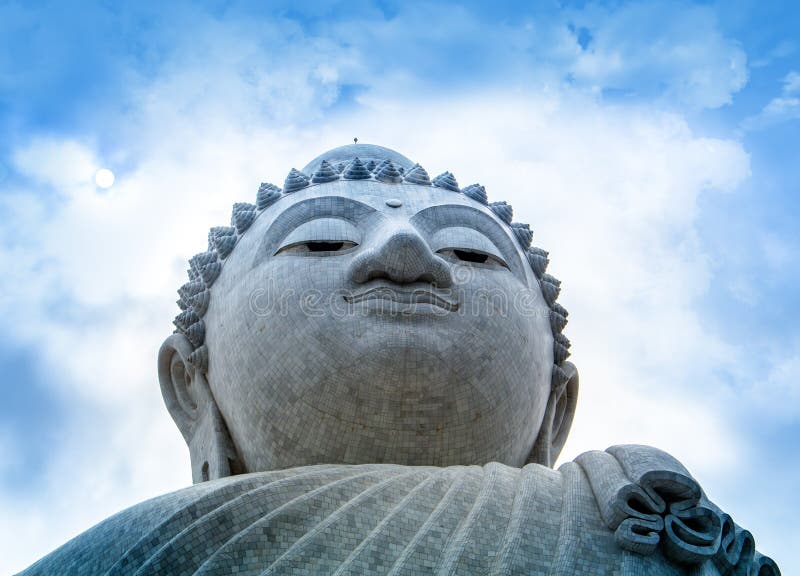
253,347,541,468
210,311,547,470
256,409,533,469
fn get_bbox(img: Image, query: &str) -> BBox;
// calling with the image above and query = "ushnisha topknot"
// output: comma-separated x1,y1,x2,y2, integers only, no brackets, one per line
462,183,488,205
511,222,533,249
283,168,310,193
343,157,372,180
432,171,459,192
311,160,340,184
404,163,431,185
527,247,549,279
256,183,281,210
231,203,257,234
210,227,236,259
172,145,571,391
489,201,513,224
375,161,404,183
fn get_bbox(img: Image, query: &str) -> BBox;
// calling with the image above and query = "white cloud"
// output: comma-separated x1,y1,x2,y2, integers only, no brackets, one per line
744,97,800,130
728,276,759,305
741,349,800,420
761,231,797,270
11,138,100,203
751,40,796,68
567,2,748,108
315,1,748,111
742,70,800,130
783,71,800,94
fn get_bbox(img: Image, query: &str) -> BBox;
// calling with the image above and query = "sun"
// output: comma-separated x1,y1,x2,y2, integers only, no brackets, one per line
95,168,115,189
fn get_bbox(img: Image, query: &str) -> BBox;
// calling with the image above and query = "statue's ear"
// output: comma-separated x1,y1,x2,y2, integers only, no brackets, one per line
158,333,244,483
528,361,579,468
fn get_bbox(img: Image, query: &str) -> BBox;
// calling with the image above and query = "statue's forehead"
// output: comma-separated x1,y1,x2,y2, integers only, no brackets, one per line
261,180,496,221
241,180,534,284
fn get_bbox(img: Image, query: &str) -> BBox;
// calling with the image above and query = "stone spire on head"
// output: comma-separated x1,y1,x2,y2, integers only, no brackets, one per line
301,143,415,175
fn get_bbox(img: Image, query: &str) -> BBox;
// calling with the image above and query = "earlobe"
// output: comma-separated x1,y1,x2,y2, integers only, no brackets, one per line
158,333,199,442
158,333,244,483
528,361,579,468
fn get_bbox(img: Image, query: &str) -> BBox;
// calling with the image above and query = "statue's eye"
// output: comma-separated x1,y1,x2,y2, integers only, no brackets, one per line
453,249,488,263
275,219,362,256
276,240,358,255
307,241,349,252
429,227,508,269
437,248,508,268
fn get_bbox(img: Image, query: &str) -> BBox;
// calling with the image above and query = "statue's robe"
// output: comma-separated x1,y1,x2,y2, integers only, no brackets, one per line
19,445,779,575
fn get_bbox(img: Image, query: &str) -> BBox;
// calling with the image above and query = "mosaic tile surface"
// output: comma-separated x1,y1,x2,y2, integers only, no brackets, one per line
19,446,779,575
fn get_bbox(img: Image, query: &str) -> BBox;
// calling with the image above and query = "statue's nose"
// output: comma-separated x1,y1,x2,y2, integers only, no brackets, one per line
349,228,453,288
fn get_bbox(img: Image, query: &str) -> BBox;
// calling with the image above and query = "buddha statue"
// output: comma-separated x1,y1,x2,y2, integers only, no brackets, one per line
19,144,780,575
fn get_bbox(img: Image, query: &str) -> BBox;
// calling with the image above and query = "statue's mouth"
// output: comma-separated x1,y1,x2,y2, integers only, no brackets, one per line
344,285,459,312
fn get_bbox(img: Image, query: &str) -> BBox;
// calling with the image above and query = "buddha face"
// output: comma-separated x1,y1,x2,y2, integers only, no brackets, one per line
200,177,555,471
160,146,577,480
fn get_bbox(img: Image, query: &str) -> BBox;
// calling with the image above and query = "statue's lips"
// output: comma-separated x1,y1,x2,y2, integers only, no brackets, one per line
343,286,459,312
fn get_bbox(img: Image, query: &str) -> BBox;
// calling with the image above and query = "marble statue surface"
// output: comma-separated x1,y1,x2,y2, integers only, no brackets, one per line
19,144,780,575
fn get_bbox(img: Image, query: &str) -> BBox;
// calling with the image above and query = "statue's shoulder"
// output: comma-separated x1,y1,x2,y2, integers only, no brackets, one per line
571,444,780,575
16,469,289,576
18,457,780,575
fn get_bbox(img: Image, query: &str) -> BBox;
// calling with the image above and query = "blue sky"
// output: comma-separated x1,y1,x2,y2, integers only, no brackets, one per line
0,0,798,572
